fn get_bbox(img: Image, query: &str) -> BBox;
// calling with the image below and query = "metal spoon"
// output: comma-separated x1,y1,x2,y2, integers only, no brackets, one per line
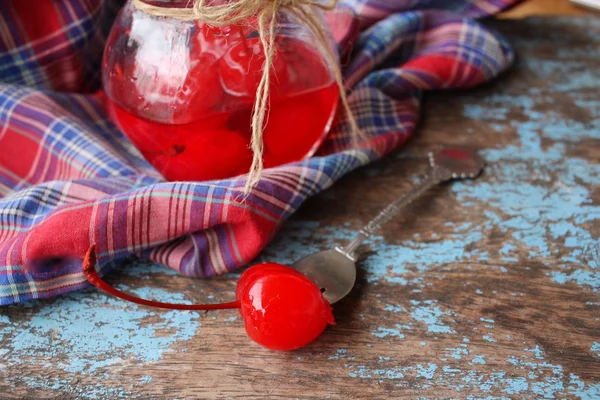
291,147,485,304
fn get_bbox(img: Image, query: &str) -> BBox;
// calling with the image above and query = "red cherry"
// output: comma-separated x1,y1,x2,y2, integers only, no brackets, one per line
106,101,172,154
262,83,338,167
236,263,335,351
152,128,252,181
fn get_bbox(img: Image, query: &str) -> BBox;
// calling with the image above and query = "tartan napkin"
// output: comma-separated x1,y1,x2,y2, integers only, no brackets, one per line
0,0,519,305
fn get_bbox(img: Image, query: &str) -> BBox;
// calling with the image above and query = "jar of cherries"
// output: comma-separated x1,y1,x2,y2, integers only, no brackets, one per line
102,0,340,182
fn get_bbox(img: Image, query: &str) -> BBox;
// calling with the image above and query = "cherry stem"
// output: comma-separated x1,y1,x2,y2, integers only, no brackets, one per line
82,245,241,311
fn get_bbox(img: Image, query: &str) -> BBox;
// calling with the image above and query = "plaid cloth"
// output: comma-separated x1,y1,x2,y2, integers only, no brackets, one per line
0,0,519,305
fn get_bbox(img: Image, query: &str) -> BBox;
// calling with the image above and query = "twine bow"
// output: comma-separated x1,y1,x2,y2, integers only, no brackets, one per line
132,0,360,191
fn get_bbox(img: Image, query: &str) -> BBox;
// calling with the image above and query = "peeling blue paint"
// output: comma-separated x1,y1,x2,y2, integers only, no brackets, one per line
332,342,600,399
503,377,528,394
591,342,600,357
328,349,347,360
483,335,496,343
372,326,404,339
568,374,600,400
416,363,438,379
457,76,600,293
470,355,486,365
446,346,469,360
410,300,456,334
525,345,545,360
18,376,132,399
383,304,405,313
551,270,600,292
1,287,200,388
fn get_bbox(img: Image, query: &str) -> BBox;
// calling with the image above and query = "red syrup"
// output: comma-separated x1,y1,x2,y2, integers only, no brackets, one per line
106,83,338,181
104,22,339,181
83,246,334,351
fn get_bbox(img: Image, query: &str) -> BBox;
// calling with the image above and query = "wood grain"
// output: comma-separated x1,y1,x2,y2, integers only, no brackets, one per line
1,16,599,400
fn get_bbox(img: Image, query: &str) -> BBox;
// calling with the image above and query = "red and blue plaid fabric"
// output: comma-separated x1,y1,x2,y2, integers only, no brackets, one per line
0,0,519,305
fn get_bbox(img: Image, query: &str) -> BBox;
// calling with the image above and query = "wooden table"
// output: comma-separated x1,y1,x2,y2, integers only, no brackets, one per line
2,16,599,399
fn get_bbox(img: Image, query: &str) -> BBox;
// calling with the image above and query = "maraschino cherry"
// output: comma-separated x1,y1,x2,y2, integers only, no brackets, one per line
83,246,334,351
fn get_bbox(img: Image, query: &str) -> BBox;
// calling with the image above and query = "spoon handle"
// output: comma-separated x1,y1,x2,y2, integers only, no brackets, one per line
341,167,445,258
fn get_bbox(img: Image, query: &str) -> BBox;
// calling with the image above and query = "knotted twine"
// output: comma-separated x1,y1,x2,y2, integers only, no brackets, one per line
132,0,360,191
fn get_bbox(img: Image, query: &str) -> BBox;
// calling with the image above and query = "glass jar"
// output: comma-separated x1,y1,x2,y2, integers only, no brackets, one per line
102,0,339,182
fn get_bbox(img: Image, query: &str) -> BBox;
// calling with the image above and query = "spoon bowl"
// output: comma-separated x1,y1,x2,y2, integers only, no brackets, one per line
292,249,356,304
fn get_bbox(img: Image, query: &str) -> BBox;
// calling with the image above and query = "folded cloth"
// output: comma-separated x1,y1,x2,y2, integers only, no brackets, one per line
0,0,519,305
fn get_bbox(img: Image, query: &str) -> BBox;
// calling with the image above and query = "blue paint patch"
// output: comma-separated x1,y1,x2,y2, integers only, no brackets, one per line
503,377,528,394
0,314,14,343
463,104,510,120
372,368,404,379
568,374,600,400
591,342,600,357
347,364,404,380
446,346,469,360
383,304,406,313
2,288,200,381
532,378,565,398
19,376,132,399
416,363,438,379
483,335,496,343
525,345,545,360
470,355,486,365
551,270,600,292
371,326,405,339
348,366,373,379
499,243,520,264
410,300,456,334
443,366,461,374
332,340,599,398
328,349,347,360
456,78,600,291
140,376,153,383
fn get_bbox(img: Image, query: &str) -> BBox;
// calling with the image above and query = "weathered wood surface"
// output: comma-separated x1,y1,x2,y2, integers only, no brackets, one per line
1,17,599,399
